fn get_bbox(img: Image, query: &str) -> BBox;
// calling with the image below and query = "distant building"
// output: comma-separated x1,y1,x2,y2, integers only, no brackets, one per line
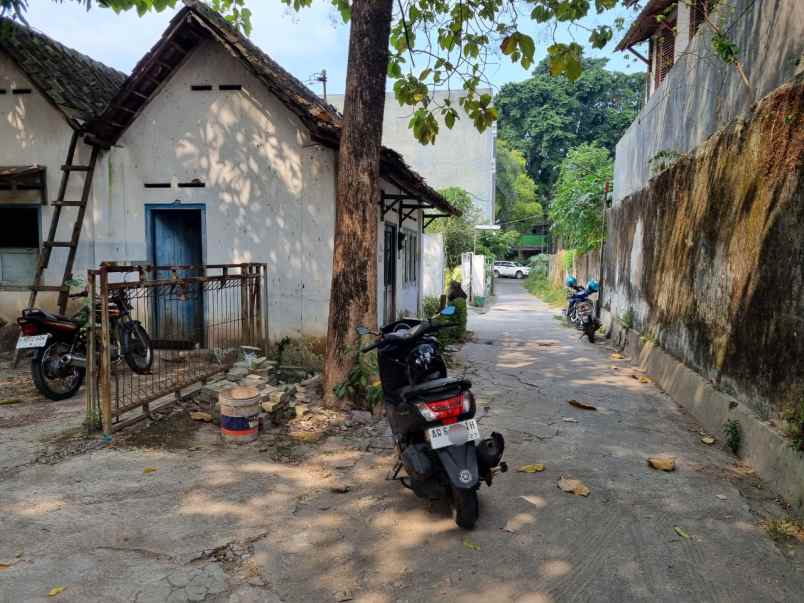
331,90,496,223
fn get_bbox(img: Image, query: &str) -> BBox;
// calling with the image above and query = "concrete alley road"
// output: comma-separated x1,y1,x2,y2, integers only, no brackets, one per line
457,279,804,602
2,280,802,603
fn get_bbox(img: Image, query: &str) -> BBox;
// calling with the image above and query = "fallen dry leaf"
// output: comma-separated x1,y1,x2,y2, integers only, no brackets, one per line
48,586,65,597
189,411,213,422
647,456,676,472
610,352,625,360
142,467,158,474
674,526,690,540
503,513,534,533
520,495,546,508
462,536,481,551
0,562,14,571
0,399,22,405
558,477,590,497
701,436,716,445
568,399,597,411
638,376,651,384
517,464,545,473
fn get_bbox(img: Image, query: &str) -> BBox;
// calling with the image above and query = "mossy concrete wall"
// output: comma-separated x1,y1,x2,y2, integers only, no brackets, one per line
603,77,804,417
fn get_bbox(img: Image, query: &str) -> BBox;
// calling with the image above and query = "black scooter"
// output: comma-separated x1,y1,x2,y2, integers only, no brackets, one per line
358,306,506,529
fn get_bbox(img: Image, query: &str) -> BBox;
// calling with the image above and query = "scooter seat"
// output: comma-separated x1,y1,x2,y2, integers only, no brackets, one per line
397,377,471,402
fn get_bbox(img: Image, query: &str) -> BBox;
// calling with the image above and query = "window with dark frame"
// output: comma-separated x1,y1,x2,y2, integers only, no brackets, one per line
401,228,418,285
0,206,39,284
655,24,676,89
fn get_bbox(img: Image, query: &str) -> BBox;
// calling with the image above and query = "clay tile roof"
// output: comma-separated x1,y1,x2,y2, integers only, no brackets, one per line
615,0,675,52
0,16,127,125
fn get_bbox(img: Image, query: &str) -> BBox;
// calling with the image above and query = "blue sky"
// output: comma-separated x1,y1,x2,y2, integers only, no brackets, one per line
21,1,644,96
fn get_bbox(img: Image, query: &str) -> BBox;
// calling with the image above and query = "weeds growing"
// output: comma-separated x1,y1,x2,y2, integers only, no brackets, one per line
723,419,742,454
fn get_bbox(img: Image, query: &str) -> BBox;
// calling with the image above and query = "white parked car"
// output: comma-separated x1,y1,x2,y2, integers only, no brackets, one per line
493,261,529,279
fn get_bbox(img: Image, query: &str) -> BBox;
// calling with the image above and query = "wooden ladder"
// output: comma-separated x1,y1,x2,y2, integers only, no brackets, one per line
28,130,100,314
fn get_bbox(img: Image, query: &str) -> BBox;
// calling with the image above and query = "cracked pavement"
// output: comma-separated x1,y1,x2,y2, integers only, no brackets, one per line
1,280,802,602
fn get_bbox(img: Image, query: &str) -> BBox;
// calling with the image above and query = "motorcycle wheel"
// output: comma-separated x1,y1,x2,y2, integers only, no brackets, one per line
31,341,85,401
585,324,596,343
451,486,479,530
123,322,153,374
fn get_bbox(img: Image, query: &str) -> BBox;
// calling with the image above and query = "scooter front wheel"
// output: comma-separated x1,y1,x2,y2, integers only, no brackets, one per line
451,486,479,529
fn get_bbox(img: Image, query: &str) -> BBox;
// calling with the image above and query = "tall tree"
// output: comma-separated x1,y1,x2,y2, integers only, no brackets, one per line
323,0,393,399
549,143,612,252
427,187,480,269
495,139,541,233
496,58,643,193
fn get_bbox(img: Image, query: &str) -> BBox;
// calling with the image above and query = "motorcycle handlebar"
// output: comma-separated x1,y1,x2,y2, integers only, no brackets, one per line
360,319,458,353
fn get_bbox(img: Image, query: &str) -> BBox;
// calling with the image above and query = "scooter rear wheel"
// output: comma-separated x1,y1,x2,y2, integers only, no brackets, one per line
451,486,479,529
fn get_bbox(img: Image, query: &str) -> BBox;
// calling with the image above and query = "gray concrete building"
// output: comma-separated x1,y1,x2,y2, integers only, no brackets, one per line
331,89,496,223
612,0,804,203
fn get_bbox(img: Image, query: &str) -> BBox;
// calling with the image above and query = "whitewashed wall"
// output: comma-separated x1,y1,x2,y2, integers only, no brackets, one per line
88,40,340,341
0,54,105,320
421,232,444,299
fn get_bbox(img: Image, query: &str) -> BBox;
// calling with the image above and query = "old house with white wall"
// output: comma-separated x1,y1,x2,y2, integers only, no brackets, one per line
0,2,458,344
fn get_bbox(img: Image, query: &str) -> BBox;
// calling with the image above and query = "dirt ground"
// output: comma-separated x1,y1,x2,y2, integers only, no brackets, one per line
1,280,802,602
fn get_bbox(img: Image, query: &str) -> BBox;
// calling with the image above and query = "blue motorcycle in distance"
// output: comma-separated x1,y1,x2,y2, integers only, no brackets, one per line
565,276,601,342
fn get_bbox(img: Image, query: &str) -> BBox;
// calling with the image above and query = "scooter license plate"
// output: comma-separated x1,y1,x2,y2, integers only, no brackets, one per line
427,419,480,450
15,334,50,349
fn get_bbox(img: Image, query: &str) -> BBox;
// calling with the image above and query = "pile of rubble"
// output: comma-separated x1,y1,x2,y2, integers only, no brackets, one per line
192,358,372,443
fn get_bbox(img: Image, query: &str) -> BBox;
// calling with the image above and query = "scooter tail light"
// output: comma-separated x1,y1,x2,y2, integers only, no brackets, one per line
19,322,39,336
417,393,465,423
463,391,473,414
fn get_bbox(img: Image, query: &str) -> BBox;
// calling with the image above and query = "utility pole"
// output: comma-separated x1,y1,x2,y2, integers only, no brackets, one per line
307,69,328,102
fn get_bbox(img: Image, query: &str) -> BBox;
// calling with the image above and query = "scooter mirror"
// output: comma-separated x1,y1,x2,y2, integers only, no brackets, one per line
356,325,371,336
440,305,456,317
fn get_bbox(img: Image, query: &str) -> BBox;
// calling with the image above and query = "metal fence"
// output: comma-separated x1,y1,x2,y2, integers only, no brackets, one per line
85,263,266,434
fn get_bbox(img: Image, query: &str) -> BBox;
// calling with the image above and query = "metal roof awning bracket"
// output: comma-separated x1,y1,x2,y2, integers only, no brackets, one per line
0,166,48,203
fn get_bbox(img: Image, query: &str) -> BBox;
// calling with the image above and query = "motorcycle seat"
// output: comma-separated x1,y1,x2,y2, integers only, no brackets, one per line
397,377,471,402
23,308,77,324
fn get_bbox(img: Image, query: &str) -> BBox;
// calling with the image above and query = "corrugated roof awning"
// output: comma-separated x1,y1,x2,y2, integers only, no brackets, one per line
615,0,675,51
0,166,47,202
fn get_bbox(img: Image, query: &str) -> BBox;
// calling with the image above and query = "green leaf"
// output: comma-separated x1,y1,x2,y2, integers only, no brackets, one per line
547,43,584,80
500,34,516,56
531,6,553,22
589,26,613,49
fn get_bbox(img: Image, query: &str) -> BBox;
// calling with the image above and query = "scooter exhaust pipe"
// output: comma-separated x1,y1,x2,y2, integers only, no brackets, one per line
63,353,87,368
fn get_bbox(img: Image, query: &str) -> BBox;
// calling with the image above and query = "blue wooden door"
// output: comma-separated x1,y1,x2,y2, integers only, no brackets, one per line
150,208,204,346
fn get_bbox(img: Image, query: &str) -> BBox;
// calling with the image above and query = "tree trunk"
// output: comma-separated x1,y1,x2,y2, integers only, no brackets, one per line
323,0,394,403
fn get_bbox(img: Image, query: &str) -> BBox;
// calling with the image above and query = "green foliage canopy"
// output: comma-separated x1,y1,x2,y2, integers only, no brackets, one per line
495,58,643,192
427,187,481,269
548,143,612,252
427,187,518,266
495,140,542,234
